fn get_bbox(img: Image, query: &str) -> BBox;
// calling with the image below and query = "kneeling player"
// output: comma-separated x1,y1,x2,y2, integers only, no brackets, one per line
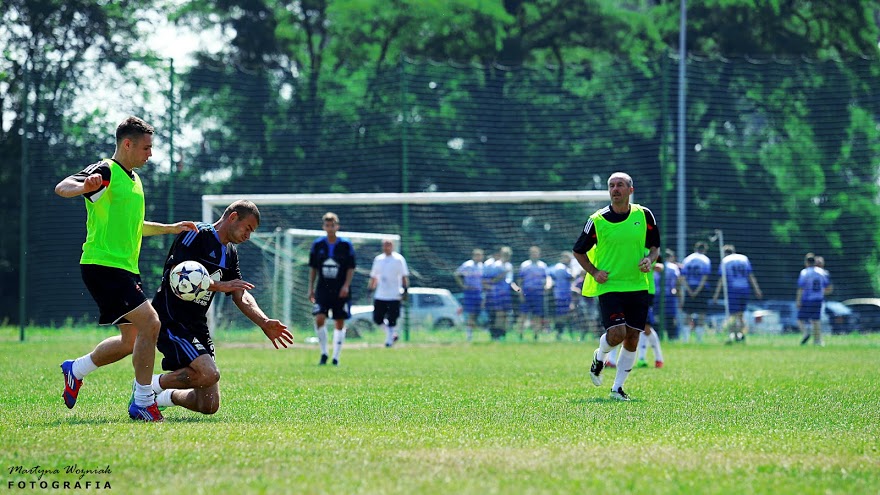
150,200,293,414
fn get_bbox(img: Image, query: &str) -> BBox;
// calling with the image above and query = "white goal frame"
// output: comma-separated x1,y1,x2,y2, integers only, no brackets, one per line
202,190,610,331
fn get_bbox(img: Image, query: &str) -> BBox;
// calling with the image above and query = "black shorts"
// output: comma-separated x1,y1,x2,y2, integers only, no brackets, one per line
81,264,148,325
373,299,402,326
682,289,710,315
597,291,652,332
156,321,215,371
312,298,351,320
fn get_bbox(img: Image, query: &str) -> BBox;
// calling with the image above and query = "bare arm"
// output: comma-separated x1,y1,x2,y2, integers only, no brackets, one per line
232,289,293,349
749,274,763,299
572,251,607,284
143,220,198,237
55,174,102,198
339,267,355,298
796,288,804,308
308,267,317,303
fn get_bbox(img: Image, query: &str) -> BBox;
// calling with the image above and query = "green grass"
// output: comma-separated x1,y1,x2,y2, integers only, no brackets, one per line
1,327,879,494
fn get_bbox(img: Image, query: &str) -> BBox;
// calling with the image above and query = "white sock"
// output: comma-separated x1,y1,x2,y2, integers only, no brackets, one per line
612,349,637,391
333,328,346,360
389,325,397,341
315,324,328,356
597,333,613,362
649,331,664,362
133,381,154,407
606,347,618,365
151,374,165,394
71,354,98,379
695,325,705,342
156,389,176,408
638,333,648,360
383,323,393,345
466,326,473,341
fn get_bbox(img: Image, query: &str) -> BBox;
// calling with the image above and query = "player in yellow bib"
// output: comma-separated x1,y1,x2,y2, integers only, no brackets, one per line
572,172,660,401
54,116,197,421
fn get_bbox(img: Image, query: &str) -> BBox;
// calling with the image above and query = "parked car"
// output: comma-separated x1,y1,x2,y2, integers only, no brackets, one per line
842,298,880,332
705,300,782,334
749,299,858,334
746,299,857,334
349,287,464,336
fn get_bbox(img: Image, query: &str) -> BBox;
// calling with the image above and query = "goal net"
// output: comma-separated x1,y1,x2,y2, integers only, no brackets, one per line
202,190,609,338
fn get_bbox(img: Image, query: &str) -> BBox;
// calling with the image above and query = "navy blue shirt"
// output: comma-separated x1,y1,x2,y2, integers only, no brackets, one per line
152,222,241,330
309,237,356,301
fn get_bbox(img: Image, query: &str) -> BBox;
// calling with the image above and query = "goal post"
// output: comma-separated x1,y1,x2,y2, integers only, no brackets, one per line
202,190,610,338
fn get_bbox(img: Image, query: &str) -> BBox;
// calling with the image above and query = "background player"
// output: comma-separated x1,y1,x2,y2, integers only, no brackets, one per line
308,212,356,365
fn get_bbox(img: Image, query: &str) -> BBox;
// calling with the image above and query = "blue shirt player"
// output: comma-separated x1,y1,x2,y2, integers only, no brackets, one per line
308,212,356,366
455,249,485,341
797,252,832,346
713,244,762,343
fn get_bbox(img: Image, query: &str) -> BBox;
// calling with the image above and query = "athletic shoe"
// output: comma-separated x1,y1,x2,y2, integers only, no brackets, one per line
800,334,810,345
636,359,649,368
604,360,617,369
319,354,329,365
589,349,604,387
60,360,82,409
332,358,339,366
609,387,631,401
385,343,392,348
655,360,664,368
129,383,164,412
128,402,164,422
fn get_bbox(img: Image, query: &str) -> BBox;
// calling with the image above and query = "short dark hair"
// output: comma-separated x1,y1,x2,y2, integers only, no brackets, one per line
323,212,339,224
116,116,154,143
723,244,736,256
694,241,708,253
805,252,816,265
222,200,261,226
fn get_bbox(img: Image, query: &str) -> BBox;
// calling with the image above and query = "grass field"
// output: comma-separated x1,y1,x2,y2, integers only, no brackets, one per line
1,327,878,494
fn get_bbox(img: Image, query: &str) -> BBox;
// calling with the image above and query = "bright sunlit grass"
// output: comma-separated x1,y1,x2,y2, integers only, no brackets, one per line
1,327,878,494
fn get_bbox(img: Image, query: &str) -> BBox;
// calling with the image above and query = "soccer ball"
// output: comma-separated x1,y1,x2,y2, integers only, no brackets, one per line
169,260,212,302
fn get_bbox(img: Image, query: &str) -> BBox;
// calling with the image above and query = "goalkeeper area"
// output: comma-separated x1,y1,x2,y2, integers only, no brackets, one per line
202,190,608,334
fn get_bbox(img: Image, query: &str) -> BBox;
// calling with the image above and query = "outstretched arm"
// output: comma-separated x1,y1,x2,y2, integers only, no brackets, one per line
143,220,198,237
232,289,293,349
749,274,763,299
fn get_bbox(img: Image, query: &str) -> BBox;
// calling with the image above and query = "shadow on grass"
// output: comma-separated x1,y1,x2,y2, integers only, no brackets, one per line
569,397,644,405
44,415,226,426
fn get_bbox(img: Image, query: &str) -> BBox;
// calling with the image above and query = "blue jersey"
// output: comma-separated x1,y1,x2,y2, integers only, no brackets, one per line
455,260,483,292
519,260,548,294
799,266,830,302
548,262,574,302
681,252,711,290
153,222,241,330
309,236,357,300
719,253,753,291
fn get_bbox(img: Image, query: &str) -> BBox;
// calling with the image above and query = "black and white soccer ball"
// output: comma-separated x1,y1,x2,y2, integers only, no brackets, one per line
169,260,212,302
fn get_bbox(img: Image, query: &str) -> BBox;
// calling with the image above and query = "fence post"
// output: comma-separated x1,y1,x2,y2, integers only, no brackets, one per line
18,65,30,341
168,58,176,224
400,56,411,342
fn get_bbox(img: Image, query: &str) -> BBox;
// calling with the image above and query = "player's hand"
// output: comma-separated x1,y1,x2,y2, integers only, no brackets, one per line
592,270,609,284
82,174,104,193
339,286,350,298
211,279,256,293
173,221,199,233
639,257,652,273
262,320,293,349
308,289,315,303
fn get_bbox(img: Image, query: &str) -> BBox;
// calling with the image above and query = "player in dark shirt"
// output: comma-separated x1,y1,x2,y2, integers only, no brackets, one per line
150,200,292,415
308,212,356,366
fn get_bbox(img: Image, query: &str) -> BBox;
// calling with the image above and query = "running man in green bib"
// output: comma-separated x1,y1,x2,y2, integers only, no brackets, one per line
54,116,197,422
572,172,660,401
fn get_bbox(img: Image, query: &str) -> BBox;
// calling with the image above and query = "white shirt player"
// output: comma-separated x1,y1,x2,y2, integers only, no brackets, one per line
370,251,409,301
